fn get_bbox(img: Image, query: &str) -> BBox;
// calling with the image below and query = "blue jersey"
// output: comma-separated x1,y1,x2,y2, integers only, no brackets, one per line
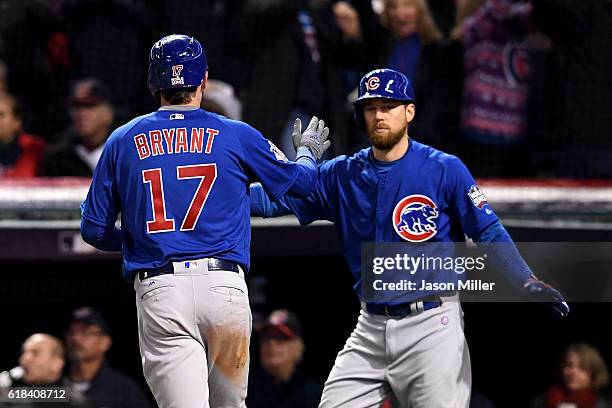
82,107,314,282
277,140,500,299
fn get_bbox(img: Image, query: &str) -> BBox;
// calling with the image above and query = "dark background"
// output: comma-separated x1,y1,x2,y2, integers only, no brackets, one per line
1,224,611,407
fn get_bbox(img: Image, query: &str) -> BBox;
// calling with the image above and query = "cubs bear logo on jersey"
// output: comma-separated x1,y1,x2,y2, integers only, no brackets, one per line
392,195,439,242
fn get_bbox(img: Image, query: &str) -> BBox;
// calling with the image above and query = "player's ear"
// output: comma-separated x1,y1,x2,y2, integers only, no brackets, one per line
53,356,65,374
100,335,112,354
293,338,305,363
405,103,415,123
200,71,209,92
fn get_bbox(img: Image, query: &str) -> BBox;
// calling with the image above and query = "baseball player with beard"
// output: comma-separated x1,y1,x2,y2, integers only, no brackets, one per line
79,34,330,408
250,68,569,407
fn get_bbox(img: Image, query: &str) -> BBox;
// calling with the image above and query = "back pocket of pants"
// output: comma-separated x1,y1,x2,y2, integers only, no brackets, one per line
141,284,176,301
209,285,246,298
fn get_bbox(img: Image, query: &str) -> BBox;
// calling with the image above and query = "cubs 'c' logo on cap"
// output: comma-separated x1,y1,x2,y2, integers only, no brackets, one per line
366,76,380,91
171,64,185,86
392,195,439,242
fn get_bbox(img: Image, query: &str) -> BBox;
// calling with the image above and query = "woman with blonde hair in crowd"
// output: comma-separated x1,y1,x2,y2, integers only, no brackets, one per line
531,343,612,408
376,0,463,152
332,0,460,151
379,0,442,79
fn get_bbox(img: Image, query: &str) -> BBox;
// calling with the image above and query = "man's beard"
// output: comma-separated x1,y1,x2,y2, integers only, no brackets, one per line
368,125,406,150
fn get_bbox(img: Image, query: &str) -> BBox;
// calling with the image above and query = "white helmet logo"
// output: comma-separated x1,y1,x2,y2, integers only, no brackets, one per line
385,80,394,93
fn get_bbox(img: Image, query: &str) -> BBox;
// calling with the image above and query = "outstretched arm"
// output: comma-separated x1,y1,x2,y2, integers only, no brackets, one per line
288,147,318,197
250,183,292,218
476,221,569,317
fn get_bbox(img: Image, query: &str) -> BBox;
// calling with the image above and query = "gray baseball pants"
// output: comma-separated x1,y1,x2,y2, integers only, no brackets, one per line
134,260,251,408
319,298,471,408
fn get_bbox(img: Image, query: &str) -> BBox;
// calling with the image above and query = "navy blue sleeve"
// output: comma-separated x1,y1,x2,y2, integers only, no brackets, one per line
237,123,316,200
249,183,292,217
80,217,122,252
475,221,534,288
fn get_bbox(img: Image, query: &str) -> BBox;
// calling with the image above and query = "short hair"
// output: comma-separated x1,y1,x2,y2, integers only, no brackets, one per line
24,333,65,360
0,92,23,121
48,336,65,360
564,343,610,391
157,86,198,106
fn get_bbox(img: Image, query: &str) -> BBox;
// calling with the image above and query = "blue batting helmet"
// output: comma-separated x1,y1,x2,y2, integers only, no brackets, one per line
148,34,208,95
353,68,415,130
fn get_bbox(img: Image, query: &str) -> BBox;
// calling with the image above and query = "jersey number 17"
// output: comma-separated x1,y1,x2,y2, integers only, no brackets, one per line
142,164,217,234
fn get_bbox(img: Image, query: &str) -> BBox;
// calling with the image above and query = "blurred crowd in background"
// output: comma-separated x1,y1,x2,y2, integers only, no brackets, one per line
1,1,612,407
0,0,610,180
2,306,611,408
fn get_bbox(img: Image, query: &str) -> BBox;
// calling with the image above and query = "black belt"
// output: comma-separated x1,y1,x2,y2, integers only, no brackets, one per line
138,259,241,281
366,300,442,318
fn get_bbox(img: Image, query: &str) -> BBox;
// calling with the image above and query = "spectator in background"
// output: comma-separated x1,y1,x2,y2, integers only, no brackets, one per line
9,333,93,407
41,79,114,177
0,0,71,138
332,0,459,153
530,343,612,408
423,0,458,37
529,0,612,178
200,79,243,120
0,93,46,178
0,61,7,93
369,0,463,152
60,0,153,123
151,0,246,91
18,334,67,386
380,0,443,80
247,309,322,408
241,0,348,159
452,0,536,177
65,307,151,408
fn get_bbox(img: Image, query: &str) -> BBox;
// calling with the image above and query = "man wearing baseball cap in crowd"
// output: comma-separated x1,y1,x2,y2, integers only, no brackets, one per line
41,79,115,177
65,307,151,408
247,309,322,408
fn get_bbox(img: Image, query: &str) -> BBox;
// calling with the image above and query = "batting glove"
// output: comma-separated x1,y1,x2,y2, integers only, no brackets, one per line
292,116,331,160
522,276,570,317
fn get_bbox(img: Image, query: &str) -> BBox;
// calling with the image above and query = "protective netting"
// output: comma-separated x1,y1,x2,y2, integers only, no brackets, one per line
0,0,610,177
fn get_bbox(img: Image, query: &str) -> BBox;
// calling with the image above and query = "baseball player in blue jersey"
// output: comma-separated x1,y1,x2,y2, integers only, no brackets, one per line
79,34,330,408
250,68,569,407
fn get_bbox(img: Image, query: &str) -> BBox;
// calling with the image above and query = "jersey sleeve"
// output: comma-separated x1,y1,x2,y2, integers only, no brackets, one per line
445,156,498,239
236,123,315,200
279,158,340,225
80,135,121,227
